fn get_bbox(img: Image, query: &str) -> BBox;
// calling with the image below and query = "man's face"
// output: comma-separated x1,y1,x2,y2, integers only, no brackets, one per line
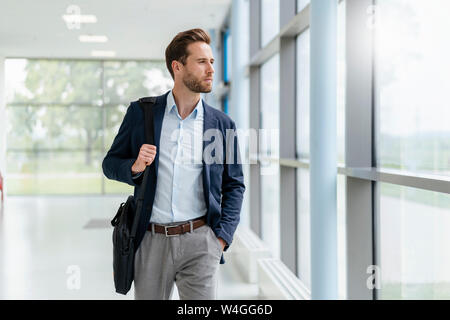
177,41,215,93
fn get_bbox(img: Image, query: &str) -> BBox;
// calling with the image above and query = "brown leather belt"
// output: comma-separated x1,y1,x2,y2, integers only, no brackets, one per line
147,216,206,237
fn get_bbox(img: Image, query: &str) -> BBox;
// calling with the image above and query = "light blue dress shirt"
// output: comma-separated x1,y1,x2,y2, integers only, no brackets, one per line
133,90,207,224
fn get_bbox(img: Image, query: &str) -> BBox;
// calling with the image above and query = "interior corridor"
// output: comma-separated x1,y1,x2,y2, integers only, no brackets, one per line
0,196,259,300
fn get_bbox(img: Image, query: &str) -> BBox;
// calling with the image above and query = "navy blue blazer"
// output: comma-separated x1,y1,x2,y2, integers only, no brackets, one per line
102,91,245,264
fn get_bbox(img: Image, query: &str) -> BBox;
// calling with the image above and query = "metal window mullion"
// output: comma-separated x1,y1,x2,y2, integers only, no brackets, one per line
101,60,106,195
345,0,375,300
279,32,297,272
7,102,101,107
249,0,262,237
277,158,450,194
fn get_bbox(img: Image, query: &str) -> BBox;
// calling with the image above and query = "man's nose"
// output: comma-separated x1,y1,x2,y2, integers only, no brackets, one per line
207,62,215,74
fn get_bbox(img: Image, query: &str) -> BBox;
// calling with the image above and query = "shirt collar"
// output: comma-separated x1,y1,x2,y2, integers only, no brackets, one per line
166,90,203,120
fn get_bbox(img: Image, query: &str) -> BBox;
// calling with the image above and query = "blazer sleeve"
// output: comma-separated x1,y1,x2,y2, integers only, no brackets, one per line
102,103,140,187
215,120,246,252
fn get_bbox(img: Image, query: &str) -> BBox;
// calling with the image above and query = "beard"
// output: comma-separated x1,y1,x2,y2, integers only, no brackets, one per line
182,72,213,93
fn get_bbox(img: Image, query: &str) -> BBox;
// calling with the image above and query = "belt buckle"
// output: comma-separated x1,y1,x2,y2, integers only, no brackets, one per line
164,225,179,237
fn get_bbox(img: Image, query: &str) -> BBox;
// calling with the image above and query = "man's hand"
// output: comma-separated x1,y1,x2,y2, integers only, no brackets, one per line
218,237,226,251
132,144,157,174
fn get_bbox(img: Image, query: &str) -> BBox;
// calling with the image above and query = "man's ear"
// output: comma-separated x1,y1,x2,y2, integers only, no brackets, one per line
172,60,181,74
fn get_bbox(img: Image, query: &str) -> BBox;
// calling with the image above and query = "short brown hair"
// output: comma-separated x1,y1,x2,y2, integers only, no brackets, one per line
165,28,211,79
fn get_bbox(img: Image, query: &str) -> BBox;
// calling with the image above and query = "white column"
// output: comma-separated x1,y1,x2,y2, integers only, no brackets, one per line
310,0,338,299
230,0,251,228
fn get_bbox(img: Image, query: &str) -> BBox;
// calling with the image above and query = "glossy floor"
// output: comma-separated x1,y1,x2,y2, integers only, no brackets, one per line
0,196,259,300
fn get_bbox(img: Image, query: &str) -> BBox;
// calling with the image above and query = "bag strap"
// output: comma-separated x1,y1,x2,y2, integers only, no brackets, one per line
130,96,157,239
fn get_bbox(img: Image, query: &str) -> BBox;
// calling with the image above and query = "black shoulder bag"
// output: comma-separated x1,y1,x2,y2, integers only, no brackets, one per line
110,96,156,295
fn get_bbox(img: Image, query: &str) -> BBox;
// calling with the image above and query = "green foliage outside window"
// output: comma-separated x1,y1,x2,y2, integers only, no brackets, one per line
6,59,173,195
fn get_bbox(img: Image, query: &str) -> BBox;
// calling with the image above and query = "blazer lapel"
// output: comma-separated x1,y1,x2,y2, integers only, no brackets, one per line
202,100,218,210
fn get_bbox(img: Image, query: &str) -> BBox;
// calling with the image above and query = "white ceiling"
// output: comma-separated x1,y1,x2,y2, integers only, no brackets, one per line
0,0,230,60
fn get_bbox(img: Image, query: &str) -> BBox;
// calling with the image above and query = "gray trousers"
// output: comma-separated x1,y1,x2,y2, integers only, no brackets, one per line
133,222,223,300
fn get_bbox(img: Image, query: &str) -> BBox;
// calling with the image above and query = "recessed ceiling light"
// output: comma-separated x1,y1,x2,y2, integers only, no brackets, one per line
62,14,97,24
79,35,108,43
91,50,116,57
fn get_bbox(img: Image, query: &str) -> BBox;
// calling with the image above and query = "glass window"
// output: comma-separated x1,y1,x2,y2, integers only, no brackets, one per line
337,1,347,299
295,28,311,289
222,29,232,83
222,95,229,114
260,54,280,159
295,1,346,294
296,168,310,288
296,0,310,13
337,174,347,299
5,59,172,195
296,29,310,160
5,59,102,105
6,150,103,195
235,0,251,230
260,53,280,259
6,105,103,151
337,0,346,166
261,0,280,48
377,183,450,299
103,60,172,105
375,0,450,176
104,104,128,150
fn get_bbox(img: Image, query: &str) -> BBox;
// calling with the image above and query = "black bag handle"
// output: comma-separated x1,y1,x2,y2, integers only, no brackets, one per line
130,96,157,239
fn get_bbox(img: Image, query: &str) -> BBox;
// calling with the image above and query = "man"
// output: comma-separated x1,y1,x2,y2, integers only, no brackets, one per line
102,28,245,300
